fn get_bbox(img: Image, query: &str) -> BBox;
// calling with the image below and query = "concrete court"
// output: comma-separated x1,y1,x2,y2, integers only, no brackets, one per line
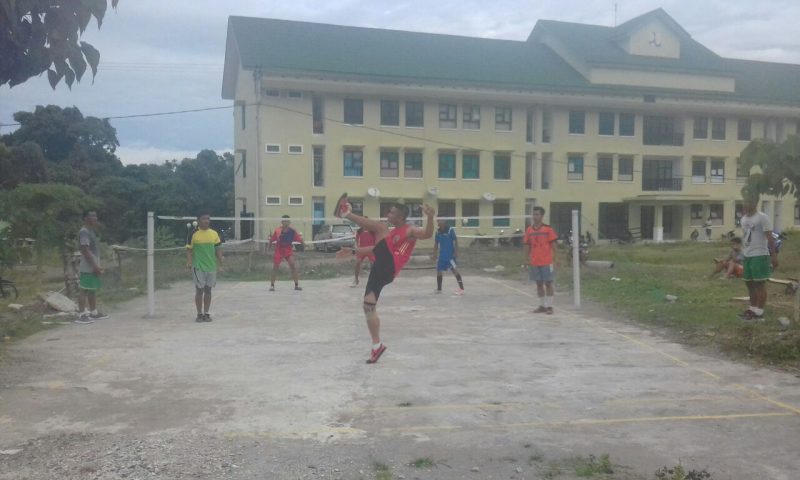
1,272,800,479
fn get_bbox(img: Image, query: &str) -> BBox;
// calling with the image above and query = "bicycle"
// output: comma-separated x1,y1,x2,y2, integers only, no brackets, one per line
0,276,18,300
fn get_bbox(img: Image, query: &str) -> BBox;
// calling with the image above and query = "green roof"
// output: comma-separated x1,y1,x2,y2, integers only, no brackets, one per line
223,12,800,107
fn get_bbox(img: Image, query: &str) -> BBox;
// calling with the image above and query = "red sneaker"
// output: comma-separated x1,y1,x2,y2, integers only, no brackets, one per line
366,343,387,364
333,192,350,218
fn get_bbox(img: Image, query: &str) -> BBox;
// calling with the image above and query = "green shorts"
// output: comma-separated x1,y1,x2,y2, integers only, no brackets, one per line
743,256,771,282
79,272,102,291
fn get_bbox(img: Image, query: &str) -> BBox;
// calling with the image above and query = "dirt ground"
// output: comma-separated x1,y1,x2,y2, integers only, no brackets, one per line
1,271,799,479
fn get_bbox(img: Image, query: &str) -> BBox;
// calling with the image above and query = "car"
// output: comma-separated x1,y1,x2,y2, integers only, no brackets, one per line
313,223,356,252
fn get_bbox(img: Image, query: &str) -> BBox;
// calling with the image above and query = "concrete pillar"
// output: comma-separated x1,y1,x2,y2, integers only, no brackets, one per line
654,205,664,242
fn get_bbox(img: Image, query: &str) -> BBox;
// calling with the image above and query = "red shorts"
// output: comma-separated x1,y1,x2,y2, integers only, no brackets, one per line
273,246,294,264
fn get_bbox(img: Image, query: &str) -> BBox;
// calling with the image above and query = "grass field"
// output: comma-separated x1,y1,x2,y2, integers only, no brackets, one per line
3,235,798,371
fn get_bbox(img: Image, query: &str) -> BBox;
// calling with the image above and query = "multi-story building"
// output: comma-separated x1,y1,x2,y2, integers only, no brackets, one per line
222,8,800,242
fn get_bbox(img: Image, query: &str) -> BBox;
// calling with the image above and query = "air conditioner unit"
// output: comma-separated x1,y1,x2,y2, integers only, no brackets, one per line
367,187,381,198
482,192,496,202
426,186,439,196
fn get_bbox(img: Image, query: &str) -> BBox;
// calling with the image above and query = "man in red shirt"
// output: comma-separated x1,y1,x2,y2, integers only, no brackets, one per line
335,194,435,364
352,222,376,287
523,206,558,314
268,215,303,291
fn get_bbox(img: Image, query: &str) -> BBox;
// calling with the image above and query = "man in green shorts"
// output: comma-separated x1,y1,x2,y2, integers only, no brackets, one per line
76,210,109,323
186,213,224,322
738,196,778,321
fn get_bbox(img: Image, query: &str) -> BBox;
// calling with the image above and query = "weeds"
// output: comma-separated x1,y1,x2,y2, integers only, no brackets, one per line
410,457,434,468
655,464,712,480
373,461,392,480
573,454,614,477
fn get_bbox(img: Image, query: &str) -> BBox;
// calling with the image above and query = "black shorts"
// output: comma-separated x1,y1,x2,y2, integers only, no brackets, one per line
364,239,395,301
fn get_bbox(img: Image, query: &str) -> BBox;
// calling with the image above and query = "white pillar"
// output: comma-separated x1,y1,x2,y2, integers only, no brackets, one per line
654,205,664,243
146,211,155,318
572,210,581,309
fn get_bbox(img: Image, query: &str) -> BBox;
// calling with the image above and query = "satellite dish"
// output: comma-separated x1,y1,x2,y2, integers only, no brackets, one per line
367,187,380,198
427,186,439,196
482,192,496,202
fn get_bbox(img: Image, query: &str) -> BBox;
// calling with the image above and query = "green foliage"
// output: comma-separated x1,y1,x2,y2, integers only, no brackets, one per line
573,454,613,477
410,458,434,468
1,1,119,88
655,464,712,480
373,461,392,480
740,135,800,201
0,224,15,273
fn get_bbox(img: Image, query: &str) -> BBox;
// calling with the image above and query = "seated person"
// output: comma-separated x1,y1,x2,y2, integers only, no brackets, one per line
709,237,744,278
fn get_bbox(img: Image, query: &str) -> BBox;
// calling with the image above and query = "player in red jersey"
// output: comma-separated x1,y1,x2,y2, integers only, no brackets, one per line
335,194,435,363
268,215,303,291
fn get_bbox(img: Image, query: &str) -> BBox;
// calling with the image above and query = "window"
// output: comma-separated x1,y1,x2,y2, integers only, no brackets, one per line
493,201,510,227
567,154,584,181
462,201,479,227
710,159,725,184
406,101,424,127
380,100,400,126
525,153,535,190
619,113,635,136
263,89,280,97
288,91,303,98
288,145,303,154
599,112,615,136
711,117,726,140
343,150,363,176
439,104,457,129
692,159,706,183
350,198,364,216
266,144,280,154
737,119,752,141
643,115,683,146
493,153,511,180
462,153,480,179
438,201,456,227
463,105,481,130
597,155,613,181
438,152,456,178
736,158,748,184
380,150,399,177
313,147,323,187
495,107,512,131
406,201,423,226
618,156,634,181
344,99,363,125
312,96,324,134
404,151,423,178
235,151,246,178
288,196,303,205
690,204,704,225
526,108,535,143
795,202,800,225
542,109,552,143
265,195,281,205
693,116,708,139
568,110,585,134
709,204,724,225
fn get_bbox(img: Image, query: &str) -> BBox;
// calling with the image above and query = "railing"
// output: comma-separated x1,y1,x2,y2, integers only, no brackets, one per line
642,178,683,191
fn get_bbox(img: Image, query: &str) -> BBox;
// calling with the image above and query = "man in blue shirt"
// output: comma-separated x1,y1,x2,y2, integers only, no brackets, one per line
432,220,464,295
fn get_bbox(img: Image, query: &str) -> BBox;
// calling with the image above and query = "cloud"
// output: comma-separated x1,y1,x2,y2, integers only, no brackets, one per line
116,146,231,165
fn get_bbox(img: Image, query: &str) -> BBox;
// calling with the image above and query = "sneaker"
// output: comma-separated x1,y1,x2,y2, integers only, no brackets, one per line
546,307,554,315
294,285,303,291
269,285,275,292
195,313,204,323
737,309,763,321
350,281,359,288
203,313,213,322
74,313,94,325
533,306,547,313
454,288,464,296
89,312,109,320
333,192,350,218
434,289,442,294
366,344,387,364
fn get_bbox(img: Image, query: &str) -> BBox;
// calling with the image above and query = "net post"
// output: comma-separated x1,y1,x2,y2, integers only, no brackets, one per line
146,211,155,318
572,209,581,309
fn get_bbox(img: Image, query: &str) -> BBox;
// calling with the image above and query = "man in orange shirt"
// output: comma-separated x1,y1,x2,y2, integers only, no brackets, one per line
523,206,558,314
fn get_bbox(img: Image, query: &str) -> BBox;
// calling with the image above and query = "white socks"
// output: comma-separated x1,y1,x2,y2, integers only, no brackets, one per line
372,342,382,350
750,306,764,316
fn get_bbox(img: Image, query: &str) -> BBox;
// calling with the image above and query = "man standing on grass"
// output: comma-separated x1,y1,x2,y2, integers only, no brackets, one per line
738,196,778,321
76,210,109,324
334,194,435,364
523,206,558,315
186,213,223,323
268,215,303,291
432,219,464,295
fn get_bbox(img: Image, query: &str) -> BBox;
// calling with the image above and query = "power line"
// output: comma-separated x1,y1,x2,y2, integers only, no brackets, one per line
0,105,233,128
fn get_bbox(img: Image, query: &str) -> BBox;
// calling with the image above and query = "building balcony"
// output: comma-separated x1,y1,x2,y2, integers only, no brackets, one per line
642,178,683,191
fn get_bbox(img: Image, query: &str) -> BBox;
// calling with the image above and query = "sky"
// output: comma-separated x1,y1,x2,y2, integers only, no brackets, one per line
1,0,799,165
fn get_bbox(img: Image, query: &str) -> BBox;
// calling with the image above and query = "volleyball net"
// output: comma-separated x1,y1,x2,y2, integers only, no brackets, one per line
108,211,584,317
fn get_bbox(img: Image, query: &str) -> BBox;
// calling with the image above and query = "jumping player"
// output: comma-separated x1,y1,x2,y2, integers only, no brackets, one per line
352,223,376,287
523,206,558,314
268,215,303,291
432,219,464,294
334,194,435,363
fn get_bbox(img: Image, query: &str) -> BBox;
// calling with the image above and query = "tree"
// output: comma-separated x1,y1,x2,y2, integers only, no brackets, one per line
0,141,49,189
1,0,119,88
0,183,97,294
739,135,800,201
